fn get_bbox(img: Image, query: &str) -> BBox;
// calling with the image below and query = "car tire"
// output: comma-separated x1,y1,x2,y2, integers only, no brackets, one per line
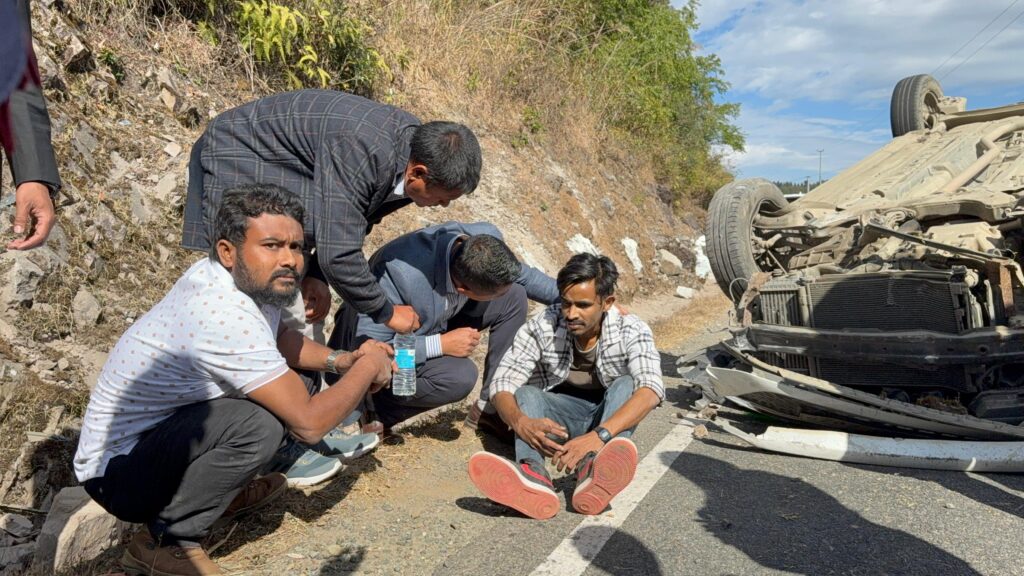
890,74,943,137
706,178,787,299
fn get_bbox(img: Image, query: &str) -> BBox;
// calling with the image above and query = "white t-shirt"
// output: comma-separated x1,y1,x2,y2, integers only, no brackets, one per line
74,258,289,481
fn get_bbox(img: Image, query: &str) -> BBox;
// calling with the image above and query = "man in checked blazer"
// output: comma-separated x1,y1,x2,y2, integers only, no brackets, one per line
182,90,482,336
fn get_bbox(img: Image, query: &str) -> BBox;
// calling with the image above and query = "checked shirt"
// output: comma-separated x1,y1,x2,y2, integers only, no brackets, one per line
490,305,665,400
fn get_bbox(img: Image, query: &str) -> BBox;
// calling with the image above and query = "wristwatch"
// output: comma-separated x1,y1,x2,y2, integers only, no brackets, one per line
594,426,612,443
324,349,344,374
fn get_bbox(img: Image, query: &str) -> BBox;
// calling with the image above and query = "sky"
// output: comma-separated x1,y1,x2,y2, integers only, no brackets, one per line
681,0,1024,183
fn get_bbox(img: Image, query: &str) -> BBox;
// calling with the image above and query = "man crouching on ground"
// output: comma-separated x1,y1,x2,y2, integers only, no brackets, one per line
468,253,664,519
73,184,393,576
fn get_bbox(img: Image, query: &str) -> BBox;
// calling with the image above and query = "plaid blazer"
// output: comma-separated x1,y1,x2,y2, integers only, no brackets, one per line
182,90,419,322
490,305,665,400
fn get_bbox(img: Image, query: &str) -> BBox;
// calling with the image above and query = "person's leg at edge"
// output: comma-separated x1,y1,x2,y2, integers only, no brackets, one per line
372,355,478,428
468,385,597,520
573,375,641,516
84,398,286,546
593,375,637,438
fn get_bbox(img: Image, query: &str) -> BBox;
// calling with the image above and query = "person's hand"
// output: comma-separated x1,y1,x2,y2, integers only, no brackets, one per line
440,327,481,357
355,345,393,393
385,305,420,334
301,277,331,323
512,416,568,458
358,338,394,359
553,431,604,473
8,182,55,250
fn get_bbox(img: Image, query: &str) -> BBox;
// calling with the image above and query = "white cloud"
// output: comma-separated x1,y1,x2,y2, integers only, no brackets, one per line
702,0,1024,101
694,0,1024,180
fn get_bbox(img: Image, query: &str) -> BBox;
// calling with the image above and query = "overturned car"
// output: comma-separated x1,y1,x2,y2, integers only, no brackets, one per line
690,75,1024,468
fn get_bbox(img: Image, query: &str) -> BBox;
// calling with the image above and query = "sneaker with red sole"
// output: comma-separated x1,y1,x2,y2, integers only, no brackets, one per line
571,437,638,515
467,452,560,520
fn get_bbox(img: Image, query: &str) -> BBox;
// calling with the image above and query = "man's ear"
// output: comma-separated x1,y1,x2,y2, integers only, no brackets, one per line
216,239,237,269
602,294,616,312
406,162,429,183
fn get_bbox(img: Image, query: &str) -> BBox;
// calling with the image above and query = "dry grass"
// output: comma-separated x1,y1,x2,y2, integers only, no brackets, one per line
648,289,732,352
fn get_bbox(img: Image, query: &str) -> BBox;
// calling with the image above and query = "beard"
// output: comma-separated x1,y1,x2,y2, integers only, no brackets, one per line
233,255,300,309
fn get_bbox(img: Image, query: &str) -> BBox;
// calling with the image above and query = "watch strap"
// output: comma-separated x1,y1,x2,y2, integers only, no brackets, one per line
325,349,344,374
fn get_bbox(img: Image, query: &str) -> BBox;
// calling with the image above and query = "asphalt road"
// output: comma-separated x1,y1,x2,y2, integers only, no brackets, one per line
429,336,1024,576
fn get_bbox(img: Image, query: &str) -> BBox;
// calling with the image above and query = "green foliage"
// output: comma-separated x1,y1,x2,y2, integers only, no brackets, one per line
98,48,126,84
233,0,387,93
568,0,743,206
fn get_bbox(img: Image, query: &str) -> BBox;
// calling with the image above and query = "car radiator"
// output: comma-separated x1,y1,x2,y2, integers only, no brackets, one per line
756,271,974,390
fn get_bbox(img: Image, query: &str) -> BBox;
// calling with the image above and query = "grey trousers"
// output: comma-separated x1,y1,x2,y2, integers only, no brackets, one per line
361,283,528,428
82,398,285,545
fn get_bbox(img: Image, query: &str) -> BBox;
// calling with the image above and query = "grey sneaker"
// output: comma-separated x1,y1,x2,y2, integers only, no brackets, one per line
271,440,344,487
313,429,380,460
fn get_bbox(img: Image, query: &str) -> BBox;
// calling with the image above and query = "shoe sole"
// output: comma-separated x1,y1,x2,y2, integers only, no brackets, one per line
468,452,559,520
338,434,380,460
572,438,638,515
287,458,344,487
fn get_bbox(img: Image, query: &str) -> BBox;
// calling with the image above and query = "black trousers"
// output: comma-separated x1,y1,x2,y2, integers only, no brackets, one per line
82,398,285,544
370,283,528,427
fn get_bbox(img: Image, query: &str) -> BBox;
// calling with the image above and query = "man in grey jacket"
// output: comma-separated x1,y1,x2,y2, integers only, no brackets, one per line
330,221,559,429
1,0,61,250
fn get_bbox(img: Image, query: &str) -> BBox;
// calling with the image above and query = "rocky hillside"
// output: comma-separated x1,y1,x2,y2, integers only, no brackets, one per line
0,1,713,572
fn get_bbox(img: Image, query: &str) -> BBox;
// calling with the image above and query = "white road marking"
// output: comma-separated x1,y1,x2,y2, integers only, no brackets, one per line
530,417,696,576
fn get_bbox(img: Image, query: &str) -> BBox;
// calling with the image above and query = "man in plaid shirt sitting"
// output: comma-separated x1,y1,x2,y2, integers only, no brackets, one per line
468,253,664,519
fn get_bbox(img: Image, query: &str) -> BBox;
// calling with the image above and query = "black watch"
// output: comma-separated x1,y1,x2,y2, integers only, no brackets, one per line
595,426,612,443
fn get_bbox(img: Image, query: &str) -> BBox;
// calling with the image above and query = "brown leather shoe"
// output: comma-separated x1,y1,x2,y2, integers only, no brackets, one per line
121,530,222,576
223,472,287,519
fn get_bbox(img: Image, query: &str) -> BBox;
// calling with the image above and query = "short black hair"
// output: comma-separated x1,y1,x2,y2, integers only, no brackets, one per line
451,234,522,293
410,121,482,195
209,184,305,262
557,253,618,298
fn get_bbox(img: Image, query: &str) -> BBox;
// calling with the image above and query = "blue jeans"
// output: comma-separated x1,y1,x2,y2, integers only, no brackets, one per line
513,376,636,464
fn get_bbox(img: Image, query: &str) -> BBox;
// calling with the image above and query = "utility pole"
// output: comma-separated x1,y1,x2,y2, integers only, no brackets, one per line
817,149,824,185
804,176,810,194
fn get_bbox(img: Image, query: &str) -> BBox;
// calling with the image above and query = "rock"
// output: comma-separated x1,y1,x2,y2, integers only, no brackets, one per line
163,141,182,158
82,351,109,391
83,251,105,280
72,289,101,327
153,173,178,202
620,238,642,274
565,234,600,256
326,544,343,556
694,235,712,280
0,252,44,309
159,88,178,112
62,33,93,73
129,184,154,223
0,514,33,538
675,286,695,299
175,105,202,128
31,487,129,575
693,424,709,439
71,123,99,170
155,245,172,266
659,249,684,275
0,543,34,569
32,40,64,92
601,197,614,216
57,358,70,372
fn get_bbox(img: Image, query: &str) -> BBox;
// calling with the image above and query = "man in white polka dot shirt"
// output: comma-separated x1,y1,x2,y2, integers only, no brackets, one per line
74,184,394,576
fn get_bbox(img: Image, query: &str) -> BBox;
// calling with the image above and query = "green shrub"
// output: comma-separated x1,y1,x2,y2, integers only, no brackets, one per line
234,0,387,93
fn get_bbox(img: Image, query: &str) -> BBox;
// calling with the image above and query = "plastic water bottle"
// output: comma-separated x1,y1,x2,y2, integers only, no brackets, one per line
392,333,417,396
